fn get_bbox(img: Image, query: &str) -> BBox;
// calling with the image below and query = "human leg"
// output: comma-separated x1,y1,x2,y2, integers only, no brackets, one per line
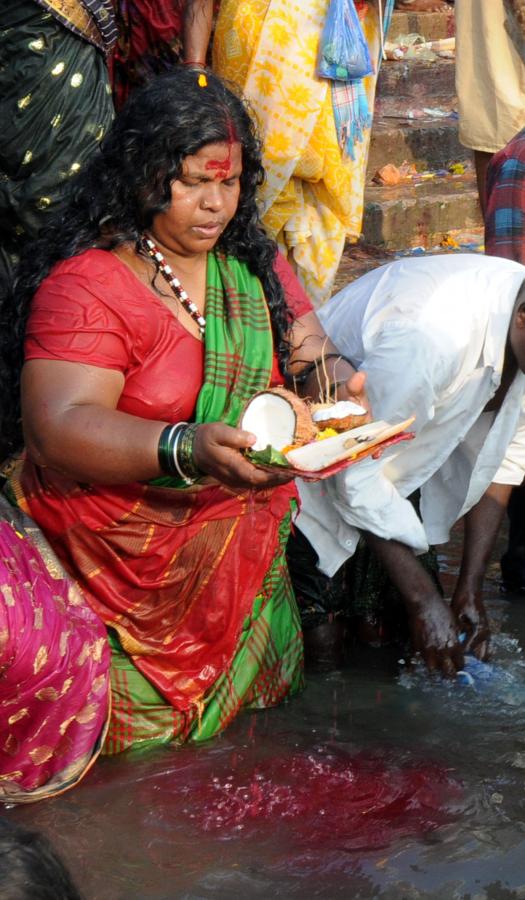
362,531,463,675
474,150,494,217
104,509,304,753
500,482,525,592
286,526,349,671
288,496,443,669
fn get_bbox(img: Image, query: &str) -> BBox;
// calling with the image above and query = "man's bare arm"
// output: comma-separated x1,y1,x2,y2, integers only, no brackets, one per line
451,482,514,658
363,531,464,676
183,0,214,66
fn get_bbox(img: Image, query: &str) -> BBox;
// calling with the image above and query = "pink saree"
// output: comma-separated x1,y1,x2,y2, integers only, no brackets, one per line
0,495,110,803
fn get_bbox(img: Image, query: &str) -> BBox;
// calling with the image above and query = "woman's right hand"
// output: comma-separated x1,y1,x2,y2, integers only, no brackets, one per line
192,423,295,489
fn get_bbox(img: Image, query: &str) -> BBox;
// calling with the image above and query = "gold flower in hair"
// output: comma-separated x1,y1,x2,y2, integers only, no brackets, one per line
198,73,208,88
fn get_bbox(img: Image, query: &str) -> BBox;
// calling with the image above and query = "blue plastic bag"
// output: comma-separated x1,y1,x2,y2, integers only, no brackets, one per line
456,633,507,689
456,655,497,687
318,0,373,81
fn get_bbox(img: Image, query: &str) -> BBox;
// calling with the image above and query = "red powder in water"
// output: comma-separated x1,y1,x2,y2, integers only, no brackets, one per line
188,748,462,852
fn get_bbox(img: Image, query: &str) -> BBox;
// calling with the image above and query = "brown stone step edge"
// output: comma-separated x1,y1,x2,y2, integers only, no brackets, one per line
388,5,455,43
333,230,484,293
368,117,466,173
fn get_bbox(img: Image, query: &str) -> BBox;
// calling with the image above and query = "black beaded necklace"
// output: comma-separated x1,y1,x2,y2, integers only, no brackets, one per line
141,235,206,337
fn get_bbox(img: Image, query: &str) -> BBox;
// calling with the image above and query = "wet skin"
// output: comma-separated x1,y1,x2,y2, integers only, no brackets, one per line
148,141,243,266
363,531,465,677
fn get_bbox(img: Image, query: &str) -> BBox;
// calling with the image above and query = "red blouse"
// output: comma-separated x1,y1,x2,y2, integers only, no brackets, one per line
25,249,313,423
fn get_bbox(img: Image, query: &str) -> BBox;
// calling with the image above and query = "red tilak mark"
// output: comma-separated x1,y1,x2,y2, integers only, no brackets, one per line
205,124,238,180
205,161,231,180
205,151,232,181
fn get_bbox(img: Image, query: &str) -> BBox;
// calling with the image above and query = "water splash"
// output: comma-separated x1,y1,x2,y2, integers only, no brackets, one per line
186,747,461,852
398,630,525,710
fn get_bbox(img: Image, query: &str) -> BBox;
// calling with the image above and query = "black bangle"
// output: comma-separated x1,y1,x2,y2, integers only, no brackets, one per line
328,378,351,397
289,353,354,387
158,422,202,483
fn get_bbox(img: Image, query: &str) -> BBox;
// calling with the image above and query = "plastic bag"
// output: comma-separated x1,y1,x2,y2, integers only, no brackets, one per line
318,0,373,81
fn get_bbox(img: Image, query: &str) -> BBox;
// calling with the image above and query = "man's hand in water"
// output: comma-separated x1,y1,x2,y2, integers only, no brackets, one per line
451,588,490,661
405,592,465,676
447,483,508,663
363,532,464,676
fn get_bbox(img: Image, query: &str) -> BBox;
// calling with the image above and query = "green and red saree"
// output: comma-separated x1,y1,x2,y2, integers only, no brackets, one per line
11,252,304,754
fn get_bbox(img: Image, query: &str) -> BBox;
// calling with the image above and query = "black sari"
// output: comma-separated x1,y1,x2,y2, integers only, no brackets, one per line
0,0,115,297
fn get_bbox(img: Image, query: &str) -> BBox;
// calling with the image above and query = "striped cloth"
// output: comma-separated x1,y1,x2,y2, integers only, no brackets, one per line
485,127,525,262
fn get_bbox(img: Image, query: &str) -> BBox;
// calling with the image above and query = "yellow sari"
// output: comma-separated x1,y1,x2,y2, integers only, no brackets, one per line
213,0,387,305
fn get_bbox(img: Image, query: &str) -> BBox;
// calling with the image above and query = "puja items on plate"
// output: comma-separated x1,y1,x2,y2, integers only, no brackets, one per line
310,398,368,432
241,387,414,474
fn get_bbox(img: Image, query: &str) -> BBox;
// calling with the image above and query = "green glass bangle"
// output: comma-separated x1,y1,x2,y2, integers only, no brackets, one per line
157,422,187,476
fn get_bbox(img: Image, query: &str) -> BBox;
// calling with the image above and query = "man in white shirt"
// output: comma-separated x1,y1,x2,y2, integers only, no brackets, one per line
296,253,525,676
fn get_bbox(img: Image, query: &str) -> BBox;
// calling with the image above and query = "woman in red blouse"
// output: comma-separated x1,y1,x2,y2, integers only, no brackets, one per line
0,68,366,796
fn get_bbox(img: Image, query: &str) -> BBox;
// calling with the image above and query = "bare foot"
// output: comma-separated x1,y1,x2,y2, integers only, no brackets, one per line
395,0,452,11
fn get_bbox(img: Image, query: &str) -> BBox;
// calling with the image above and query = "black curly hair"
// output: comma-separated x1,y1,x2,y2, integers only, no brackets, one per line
0,67,292,457
0,817,82,899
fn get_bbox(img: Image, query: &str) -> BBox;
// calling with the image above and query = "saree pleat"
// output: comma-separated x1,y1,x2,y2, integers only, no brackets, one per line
104,509,303,753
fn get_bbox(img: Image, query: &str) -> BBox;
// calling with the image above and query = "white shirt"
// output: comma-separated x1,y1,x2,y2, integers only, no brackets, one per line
297,254,525,577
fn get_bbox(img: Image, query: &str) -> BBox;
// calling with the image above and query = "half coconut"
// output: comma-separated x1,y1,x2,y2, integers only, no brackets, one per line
241,387,318,452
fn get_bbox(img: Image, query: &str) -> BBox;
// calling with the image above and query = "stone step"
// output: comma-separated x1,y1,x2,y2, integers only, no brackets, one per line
387,7,455,42
361,171,483,250
334,229,484,293
367,115,468,172
376,57,455,105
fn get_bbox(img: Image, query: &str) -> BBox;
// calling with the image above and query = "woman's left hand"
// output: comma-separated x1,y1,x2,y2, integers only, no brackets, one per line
192,422,295,490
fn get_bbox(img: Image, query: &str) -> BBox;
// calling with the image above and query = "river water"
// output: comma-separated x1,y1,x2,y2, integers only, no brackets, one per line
7,527,525,899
